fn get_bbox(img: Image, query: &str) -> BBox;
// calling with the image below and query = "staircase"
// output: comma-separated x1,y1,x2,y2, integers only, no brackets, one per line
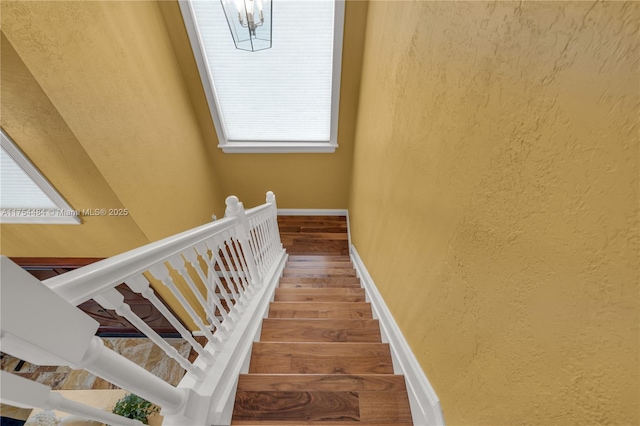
1,203,430,425
232,254,413,425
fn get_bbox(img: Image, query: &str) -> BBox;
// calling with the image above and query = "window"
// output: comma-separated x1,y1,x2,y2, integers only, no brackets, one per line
0,129,80,224
180,0,345,153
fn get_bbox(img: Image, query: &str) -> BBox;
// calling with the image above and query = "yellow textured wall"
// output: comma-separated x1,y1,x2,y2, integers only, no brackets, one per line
1,0,226,257
349,1,639,424
1,34,150,257
159,0,368,209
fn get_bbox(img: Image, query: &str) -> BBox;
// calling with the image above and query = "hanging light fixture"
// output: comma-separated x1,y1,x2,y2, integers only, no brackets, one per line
220,0,272,52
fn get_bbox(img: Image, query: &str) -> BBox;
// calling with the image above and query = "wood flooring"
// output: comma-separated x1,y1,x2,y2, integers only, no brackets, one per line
232,254,413,425
278,216,349,256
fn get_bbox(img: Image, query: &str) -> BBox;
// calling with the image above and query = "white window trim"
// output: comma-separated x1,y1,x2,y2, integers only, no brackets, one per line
0,130,80,224
179,0,345,154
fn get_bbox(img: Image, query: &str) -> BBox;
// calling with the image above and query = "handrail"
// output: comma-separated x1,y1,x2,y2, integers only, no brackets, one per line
43,216,238,305
244,203,272,218
0,192,287,425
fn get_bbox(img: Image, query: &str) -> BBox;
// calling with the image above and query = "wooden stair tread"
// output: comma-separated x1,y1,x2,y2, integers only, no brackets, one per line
233,390,412,424
232,232,411,424
233,422,411,425
278,282,362,289
280,276,360,284
281,226,347,232
276,288,364,296
252,342,391,356
279,276,361,285
274,295,366,303
261,319,381,342
237,374,407,392
278,219,347,225
287,255,351,262
285,261,354,269
233,391,359,422
281,232,349,240
283,269,357,277
274,292,365,303
249,343,393,374
269,302,372,319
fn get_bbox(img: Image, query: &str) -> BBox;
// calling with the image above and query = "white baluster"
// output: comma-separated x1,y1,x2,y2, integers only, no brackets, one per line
263,213,276,264
0,258,187,414
225,237,248,292
184,246,230,324
167,255,226,341
256,215,270,265
197,240,236,318
245,219,262,278
225,195,262,288
209,237,240,303
125,275,214,363
93,287,205,379
248,219,264,276
263,212,274,263
218,233,246,298
230,238,252,293
148,264,219,350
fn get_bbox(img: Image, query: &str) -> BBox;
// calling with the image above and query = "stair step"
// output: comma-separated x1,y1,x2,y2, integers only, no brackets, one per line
285,261,354,269
274,288,366,303
278,282,362,289
288,255,351,262
233,422,410,426
261,319,380,342
278,216,346,226
283,269,357,277
233,389,412,424
237,374,407,392
279,276,361,286
233,390,359,422
269,302,372,319
249,342,393,374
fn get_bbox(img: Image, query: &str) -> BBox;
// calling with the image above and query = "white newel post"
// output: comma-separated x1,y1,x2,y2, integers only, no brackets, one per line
0,257,193,418
266,191,282,250
225,195,262,288
266,190,276,206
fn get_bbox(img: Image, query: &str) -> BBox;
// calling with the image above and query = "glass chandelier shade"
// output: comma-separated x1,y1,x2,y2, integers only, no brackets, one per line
220,0,272,52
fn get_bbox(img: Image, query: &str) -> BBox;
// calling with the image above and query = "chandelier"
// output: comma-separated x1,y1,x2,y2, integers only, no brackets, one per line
220,0,273,52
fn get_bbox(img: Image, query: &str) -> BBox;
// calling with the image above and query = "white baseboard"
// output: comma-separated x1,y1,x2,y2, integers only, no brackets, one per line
350,246,445,426
277,208,348,216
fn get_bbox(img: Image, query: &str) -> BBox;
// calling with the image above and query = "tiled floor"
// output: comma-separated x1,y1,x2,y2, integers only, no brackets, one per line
0,337,191,421
1,337,191,390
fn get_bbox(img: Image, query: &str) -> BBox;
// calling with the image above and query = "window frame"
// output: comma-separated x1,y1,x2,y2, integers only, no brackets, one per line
179,0,345,154
0,129,80,224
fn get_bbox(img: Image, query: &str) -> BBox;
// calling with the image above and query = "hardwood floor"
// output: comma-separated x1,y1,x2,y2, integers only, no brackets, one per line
232,249,413,424
278,216,349,256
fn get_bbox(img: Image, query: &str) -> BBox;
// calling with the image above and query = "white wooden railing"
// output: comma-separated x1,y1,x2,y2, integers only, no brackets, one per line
0,192,287,425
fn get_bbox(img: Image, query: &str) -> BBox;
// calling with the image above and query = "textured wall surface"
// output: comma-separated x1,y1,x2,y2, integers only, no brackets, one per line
1,0,226,256
1,34,150,257
349,1,639,424
159,0,368,209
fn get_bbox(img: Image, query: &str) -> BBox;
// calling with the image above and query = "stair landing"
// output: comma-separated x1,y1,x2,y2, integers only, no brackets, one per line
232,255,413,425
